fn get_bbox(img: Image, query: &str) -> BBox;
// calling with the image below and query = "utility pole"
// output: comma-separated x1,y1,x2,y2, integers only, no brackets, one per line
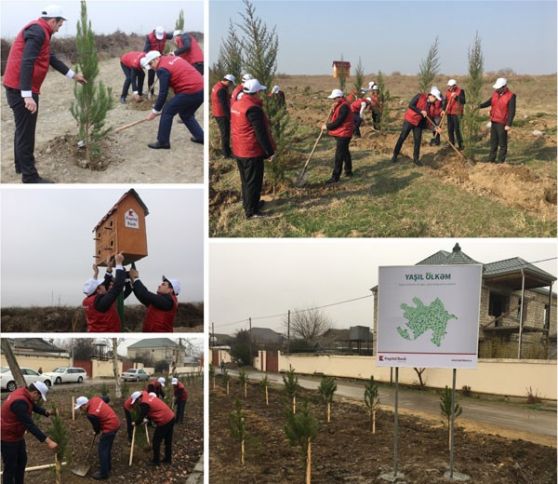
249,317,253,365
287,310,291,354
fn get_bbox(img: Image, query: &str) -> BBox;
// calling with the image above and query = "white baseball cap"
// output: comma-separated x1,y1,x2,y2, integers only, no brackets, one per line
447,79,457,87
243,79,266,94
493,77,507,89
130,391,142,404
83,278,104,296
41,5,66,20
141,51,161,70
429,87,442,101
155,26,165,40
241,73,253,82
328,89,344,99
162,276,181,295
271,85,280,94
157,377,166,387
171,378,178,385
74,396,88,410
173,29,182,37
223,74,236,84
367,81,376,90
33,381,49,401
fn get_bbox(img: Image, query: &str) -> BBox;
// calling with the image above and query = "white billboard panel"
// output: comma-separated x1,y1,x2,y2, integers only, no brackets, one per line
377,265,482,369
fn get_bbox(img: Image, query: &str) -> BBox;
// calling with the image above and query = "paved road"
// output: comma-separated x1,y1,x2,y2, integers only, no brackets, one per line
227,369,556,447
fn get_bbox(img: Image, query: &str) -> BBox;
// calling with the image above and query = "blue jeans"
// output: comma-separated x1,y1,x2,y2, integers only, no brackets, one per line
98,431,117,477
157,91,204,145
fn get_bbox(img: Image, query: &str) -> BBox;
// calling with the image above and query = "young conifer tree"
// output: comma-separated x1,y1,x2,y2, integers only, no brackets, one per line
48,407,68,484
318,376,337,423
229,399,247,464
70,0,113,165
463,31,484,158
440,386,462,449
285,401,319,484
175,9,185,31
283,366,299,414
353,57,365,96
375,71,393,132
238,368,248,398
418,36,440,93
364,376,380,433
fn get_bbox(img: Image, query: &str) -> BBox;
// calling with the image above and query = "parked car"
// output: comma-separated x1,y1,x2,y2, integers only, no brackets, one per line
120,368,149,382
0,367,53,392
42,367,88,385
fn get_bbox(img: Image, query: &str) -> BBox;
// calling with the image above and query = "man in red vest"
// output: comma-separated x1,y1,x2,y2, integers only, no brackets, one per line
369,85,383,130
122,394,134,443
147,377,166,399
82,253,125,332
119,51,146,104
391,87,442,166
1,382,58,483
442,79,466,150
141,51,204,149
172,30,204,75
323,89,354,184
128,266,180,332
230,78,276,219
3,5,86,183
211,74,236,158
350,96,370,138
143,26,172,97
131,390,175,465
75,395,121,480
479,77,516,163
171,377,188,424
428,94,444,146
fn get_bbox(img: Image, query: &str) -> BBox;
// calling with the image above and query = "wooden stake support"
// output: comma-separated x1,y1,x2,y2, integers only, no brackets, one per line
129,425,136,466
306,439,312,484
71,397,75,421
144,422,151,447
265,385,269,406
0,462,68,475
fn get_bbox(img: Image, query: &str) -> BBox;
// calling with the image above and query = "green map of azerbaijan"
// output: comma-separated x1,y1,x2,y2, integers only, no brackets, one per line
397,297,457,347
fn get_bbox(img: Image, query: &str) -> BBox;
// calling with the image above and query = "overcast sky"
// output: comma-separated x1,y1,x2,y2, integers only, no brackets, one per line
211,0,557,75
1,187,204,307
210,239,557,335
0,0,203,38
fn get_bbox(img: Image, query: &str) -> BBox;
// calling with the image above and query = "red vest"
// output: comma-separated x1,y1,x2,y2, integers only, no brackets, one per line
123,397,133,412
350,98,369,114
490,88,514,125
83,295,121,332
147,379,163,394
328,99,354,138
87,396,120,433
3,19,53,94
157,56,203,94
404,93,428,126
1,388,34,442
143,294,178,333
231,84,243,104
231,94,275,158
211,80,229,117
445,86,463,115
120,51,145,70
176,34,203,66
370,92,382,110
147,32,166,53
141,392,174,426
174,382,188,401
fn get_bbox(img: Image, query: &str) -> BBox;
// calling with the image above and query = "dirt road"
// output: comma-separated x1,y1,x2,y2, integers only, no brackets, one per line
1,57,204,184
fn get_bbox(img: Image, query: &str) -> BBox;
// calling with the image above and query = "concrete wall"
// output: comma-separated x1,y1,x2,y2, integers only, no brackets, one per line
1,354,69,372
92,359,123,378
270,352,557,400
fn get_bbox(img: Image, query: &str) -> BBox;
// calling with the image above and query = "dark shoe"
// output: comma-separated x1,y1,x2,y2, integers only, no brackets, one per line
23,176,54,184
15,167,21,174
120,96,126,104
345,172,353,177
458,145,464,151
190,137,204,144
257,200,266,209
390,156,398,163
161,459,172,465
413,159,424,166
246,212,267,220
91,471,108,480
325,178,339,185
149,460,161,467
429,139,436,146
148,141,171,150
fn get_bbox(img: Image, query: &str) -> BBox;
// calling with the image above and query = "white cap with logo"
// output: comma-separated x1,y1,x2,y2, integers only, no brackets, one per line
328,89,344,99
130,391,142,404
493,77,507,89
241,73,253,83
162,276,181,295
141,51,161,70
447,79,457,87
74,396,89,410
429,87,442,101
243,79,266,94
155,26,165,40
171,378,178,385
41,5,66,20
83,278,104,296
33,381,49,401
157,377,166,387
223,74,236,84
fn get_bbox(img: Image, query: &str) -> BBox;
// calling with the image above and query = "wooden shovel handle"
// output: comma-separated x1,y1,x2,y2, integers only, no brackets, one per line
114,118,148,133
128,425,136,466
425,114,467,162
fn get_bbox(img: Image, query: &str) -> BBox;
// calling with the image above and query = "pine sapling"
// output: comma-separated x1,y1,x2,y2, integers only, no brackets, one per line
318,376,337,423
229,399,247,465
418,36,440,93
284,401,318,484
353,57,365,96
175,9,185,31
223,368,230,395
47,406,69,484
259,374,269,405
364,376,380,433
238,368,248,398
463,31,485,158
440,385,462,450
283,366,299,414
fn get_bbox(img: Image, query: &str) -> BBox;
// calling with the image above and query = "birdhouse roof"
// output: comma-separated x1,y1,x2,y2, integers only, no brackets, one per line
332,60,351,68
93,189,149,232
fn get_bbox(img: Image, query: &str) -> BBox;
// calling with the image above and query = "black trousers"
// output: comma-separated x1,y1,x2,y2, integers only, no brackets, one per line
353,113,362,137
98,431,116,477
446,114,463,148
1,440,27,484
393,120,423,162
332,136,352,180
236,157,264,217
215,116,231,157
153,418,175,463
175,400,186,423
371,109,381,130
148,69,156,94
120,63,145,98
124,410,133,442
488,122,508,162
5,87,40,182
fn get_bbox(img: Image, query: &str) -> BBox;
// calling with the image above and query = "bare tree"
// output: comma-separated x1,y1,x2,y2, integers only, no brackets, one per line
1,339,25,388
285,308,331,344
111,338,121,399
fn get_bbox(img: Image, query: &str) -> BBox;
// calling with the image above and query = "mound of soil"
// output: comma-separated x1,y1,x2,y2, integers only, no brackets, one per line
210,380,557,484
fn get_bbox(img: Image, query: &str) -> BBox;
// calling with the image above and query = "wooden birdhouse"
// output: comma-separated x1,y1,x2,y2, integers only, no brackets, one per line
332,60,351,78
93,189,149,266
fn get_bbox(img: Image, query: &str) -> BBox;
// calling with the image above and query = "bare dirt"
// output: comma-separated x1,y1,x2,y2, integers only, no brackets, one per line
1,57,204,184
2,381,203,483
210,379,557,484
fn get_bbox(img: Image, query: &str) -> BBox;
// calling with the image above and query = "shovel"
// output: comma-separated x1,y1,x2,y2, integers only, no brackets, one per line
128,425,137,466
114,118,149,134
425,114,474,165
144,422,151,448
71,434,97,477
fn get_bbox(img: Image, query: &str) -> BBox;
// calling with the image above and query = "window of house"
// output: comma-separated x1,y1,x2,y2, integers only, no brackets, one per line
489,292,509,323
